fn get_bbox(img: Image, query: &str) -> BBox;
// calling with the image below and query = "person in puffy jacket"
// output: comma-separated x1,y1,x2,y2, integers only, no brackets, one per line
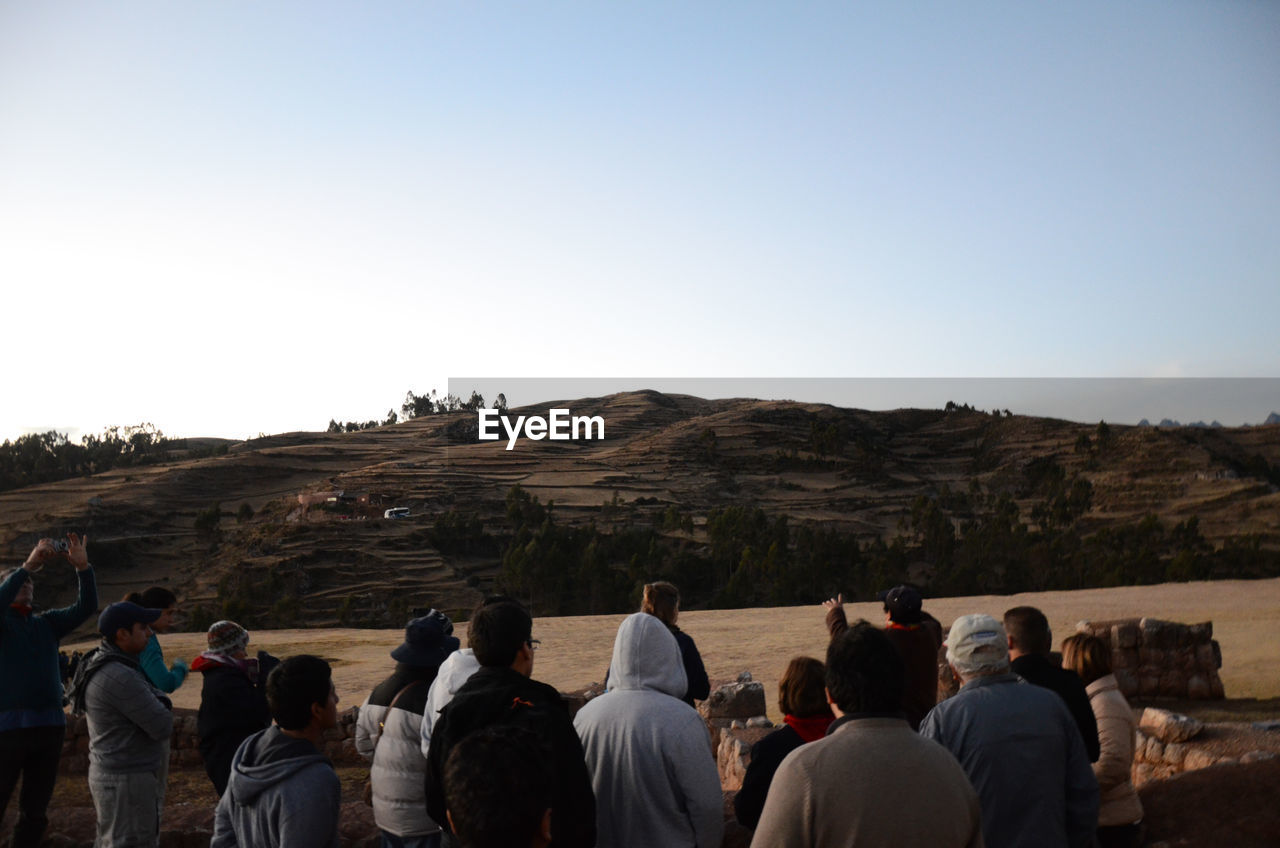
1062,633,1144,848
192,620,280,796
356,611,459,848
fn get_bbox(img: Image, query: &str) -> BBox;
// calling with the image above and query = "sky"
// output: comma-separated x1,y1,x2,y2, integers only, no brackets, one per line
2,1,1278,441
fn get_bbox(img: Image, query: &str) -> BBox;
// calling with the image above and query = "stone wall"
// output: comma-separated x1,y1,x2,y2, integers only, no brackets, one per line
1074,617,1224,700
58,706,366,775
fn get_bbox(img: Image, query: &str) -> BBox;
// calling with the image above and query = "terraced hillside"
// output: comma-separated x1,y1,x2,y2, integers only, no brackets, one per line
2,391,1277,630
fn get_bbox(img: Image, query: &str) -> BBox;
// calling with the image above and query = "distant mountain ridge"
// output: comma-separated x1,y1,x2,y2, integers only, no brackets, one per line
2,391,1277,630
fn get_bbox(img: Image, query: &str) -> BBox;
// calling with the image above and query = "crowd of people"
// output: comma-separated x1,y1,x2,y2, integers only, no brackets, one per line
1,538,1146,848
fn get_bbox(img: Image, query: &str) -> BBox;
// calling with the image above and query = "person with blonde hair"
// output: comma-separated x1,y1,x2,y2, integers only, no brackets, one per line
1061,633,1143,848
640,582,709,708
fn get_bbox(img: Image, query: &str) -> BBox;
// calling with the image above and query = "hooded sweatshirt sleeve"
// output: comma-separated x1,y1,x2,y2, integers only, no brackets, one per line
138,634,188,693
672,716,724,847
42,566,99,638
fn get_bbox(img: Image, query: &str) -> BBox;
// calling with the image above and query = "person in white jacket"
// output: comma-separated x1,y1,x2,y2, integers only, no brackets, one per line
573,612,724,848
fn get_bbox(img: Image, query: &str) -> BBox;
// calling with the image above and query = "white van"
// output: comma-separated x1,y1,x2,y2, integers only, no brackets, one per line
384,507,410,519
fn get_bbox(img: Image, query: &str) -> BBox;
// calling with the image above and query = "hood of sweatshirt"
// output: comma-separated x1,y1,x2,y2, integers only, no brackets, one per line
226,725,332,805
606,613,687,698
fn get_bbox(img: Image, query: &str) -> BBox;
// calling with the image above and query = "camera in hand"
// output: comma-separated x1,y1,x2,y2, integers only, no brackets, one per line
50,539,70,553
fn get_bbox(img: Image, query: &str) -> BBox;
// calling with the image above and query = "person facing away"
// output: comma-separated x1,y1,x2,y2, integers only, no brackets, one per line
1003,606,1101,762
211,654,342,848
733,656,834,830
0,534,97,848
123,586,189,694
749,621,983,848
356,610,460,848
1061,633,1144,848
823,585,942,730
419,595,518,760
74,601,175,848
920,614,1099,848
574,612,723,848
424,600,596,848
192,620,281,797
638,581,710,707
443,725,554,848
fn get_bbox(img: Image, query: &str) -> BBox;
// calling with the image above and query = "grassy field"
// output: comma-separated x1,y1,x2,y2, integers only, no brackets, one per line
67,577,1280,719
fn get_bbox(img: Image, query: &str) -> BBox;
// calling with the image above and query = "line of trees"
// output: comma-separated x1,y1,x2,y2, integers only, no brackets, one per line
0,424,174,492
326,389,507,433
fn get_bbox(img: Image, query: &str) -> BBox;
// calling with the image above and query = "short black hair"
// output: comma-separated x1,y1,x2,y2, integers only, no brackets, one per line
825,621,904,715
1003,606,1051,655
266,655,332,731
469,601,532,668
445,725,552,848
124,586,177,609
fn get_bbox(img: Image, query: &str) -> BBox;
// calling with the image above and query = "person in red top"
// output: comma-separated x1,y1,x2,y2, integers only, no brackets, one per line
823,585,941,729
734,656,834,829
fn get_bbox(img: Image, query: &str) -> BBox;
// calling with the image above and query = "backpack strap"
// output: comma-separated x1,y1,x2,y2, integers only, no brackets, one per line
372,680,427,751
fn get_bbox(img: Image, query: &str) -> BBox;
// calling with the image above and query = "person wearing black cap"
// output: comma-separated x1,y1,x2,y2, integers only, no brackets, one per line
356,610,460,848
822,585,942,729
72,600,174,847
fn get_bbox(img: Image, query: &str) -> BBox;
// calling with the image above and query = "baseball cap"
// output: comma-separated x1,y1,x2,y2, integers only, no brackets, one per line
945,614,1008,664
98,601,162,638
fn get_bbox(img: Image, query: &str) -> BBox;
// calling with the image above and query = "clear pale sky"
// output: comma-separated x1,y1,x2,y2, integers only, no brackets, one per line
2,1,1277,441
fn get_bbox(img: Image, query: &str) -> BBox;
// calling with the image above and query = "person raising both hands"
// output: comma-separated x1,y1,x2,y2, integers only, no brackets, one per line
1,533,98,848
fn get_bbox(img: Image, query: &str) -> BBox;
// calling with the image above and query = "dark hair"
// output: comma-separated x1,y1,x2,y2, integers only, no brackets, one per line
1003,606,1051,655
266,655,333,731
445,725,552,848
469,602,532,668
1061,633,1112,686
641,581,679,627
778,656,830,718
124,587,177,609
825,621,904,715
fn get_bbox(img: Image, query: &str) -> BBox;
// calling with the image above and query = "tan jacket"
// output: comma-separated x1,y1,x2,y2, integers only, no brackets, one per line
1086,674,1144,827
750,716,983,848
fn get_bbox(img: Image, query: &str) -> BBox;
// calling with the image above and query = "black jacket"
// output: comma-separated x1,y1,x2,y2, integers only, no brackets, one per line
424,666,596,848
1011,653,1101,762
733,724,805,829
195,651,281,796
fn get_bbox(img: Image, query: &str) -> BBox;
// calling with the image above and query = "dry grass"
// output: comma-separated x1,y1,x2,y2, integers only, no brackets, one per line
67,577,1280,718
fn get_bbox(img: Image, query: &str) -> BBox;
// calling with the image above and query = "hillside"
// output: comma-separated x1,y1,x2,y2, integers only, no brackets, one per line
3,391,1279,630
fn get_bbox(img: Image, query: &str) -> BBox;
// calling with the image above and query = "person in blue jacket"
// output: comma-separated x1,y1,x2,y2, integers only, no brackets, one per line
0,534,97,848
124,586,189,693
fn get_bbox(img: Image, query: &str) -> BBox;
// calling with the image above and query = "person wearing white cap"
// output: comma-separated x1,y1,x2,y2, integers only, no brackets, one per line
920,614,1099,848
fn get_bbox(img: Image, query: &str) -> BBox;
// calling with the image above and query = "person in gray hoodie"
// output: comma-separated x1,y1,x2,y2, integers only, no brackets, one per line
573,612,723,848
211,655,342,848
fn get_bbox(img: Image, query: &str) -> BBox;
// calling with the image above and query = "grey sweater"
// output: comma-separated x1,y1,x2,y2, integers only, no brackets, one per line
211,725,341,848
83,643,174,773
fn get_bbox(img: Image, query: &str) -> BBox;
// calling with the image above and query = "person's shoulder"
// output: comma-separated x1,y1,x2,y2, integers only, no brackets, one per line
750,725,804,759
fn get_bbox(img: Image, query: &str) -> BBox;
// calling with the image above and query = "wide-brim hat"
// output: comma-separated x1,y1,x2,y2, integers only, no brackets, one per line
391,610,460,668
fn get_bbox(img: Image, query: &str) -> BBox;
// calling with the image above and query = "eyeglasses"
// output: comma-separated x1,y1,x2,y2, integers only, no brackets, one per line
526,639,541,652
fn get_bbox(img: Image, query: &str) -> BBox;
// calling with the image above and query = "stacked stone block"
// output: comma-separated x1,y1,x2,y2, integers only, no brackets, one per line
1075,617,1224,700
